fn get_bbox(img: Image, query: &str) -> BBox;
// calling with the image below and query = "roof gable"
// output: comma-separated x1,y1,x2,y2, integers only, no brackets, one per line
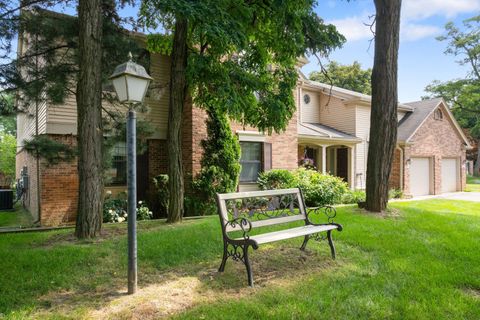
398,98,472,148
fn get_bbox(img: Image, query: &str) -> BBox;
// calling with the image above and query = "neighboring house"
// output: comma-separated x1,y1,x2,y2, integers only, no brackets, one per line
15,33,471,226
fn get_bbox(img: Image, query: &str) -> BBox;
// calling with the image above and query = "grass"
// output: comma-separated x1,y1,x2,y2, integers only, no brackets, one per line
1,200,480,319
466,175,480,192
0,204,34,228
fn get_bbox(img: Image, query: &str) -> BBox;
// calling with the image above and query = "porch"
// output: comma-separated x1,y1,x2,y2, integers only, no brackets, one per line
298,123,362,188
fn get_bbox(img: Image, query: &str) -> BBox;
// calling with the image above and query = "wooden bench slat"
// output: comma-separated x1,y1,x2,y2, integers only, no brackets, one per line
225,214,305,232
217,188,300,200
237,224,338,244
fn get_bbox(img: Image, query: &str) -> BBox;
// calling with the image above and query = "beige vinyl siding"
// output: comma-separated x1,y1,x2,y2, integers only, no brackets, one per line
300,90,320,123
318,93,355,135
16,92,48,149
42,53,171,138
354,105,371,189
143,53,170,139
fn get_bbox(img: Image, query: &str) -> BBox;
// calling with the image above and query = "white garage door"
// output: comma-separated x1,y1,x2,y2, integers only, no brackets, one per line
442,158,458,193
410,158,431,196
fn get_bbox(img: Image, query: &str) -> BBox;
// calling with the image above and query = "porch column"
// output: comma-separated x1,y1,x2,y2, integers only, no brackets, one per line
321,145,328,174
349,146,355,189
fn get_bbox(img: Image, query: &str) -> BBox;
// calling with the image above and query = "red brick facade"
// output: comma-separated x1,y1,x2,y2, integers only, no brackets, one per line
398,106,467,197
389,148,402,190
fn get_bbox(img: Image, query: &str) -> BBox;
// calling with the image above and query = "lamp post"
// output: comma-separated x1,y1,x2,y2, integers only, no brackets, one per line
109,52,153,294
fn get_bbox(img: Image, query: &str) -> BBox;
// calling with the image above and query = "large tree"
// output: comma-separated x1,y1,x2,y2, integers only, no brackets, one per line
309,61,372,94
1,1,145,235
141,0,345,222
365,0,402,212
74,0,104,238
424,16,480,176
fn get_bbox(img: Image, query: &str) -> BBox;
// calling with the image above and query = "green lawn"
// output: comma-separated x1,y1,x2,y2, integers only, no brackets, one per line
0,204,34,228
1,200,480,319
466,175,480,192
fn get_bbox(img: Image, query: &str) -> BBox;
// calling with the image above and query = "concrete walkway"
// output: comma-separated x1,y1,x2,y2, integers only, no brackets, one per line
392,192,480,202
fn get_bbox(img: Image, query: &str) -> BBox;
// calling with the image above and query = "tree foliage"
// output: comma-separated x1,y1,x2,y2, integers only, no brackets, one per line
309,61,372,94
0,132,16,180
424,15,480,175
0,94,16,134
140,0,345,222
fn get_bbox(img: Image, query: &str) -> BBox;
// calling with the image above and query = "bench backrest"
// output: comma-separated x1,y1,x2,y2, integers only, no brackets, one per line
216,188,307,232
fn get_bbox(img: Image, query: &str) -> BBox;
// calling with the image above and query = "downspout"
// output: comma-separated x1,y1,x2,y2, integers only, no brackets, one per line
34,33,41,225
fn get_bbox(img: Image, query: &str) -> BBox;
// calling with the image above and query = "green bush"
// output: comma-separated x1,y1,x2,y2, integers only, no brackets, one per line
389,188,404,199
189,108,240,216
258,168,349,206
151,174,169,218
341,190,366,204
258,169,296,189
103,193,152,223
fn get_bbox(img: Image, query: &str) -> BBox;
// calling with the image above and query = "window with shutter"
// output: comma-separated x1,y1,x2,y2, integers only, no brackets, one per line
239,142,263,182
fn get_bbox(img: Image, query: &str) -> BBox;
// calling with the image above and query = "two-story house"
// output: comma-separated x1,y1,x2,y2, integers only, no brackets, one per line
16,35,471,226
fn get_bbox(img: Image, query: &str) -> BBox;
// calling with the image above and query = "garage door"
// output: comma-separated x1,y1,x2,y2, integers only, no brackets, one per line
410,158,431,196
442,158,458,193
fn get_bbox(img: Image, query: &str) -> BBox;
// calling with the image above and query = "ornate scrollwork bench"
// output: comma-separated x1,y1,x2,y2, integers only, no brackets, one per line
216,188,343,287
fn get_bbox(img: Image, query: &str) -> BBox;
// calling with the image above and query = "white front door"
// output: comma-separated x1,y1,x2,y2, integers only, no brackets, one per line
441,158,458,193
410,157,431,196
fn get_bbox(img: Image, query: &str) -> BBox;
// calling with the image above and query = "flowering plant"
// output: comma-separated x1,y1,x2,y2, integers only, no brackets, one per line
136,201,153,221
103,195,153,223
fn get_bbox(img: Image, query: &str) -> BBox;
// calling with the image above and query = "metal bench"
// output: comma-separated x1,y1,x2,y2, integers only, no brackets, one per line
216,188,343,286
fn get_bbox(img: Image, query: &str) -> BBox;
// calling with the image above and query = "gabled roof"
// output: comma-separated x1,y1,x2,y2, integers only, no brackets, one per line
398,98,472,148
300,79,414,112
298,122,361,142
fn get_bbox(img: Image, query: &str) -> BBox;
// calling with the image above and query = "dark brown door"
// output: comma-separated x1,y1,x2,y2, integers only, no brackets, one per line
136,152,149,201
336,148,348,182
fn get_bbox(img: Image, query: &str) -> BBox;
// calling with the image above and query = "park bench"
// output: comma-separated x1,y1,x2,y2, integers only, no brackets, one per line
216,188,343,286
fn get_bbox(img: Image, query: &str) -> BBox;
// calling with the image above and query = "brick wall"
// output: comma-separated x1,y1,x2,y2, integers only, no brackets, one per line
16,148,40,221
389,148,402,190
39,135,78,226
404,106,467,196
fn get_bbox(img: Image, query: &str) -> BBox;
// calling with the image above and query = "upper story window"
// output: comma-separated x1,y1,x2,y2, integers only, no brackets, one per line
239,142,263,183
434,109,443,120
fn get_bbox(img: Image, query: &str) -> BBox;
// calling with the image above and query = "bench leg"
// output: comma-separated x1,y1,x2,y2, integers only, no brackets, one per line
218,242,229,272
327,230,336,259
300,235,310,251
243,245,254,287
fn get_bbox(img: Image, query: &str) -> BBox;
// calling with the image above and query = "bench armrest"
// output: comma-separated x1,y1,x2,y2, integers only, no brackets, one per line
306,206,342,230
224,217,253,241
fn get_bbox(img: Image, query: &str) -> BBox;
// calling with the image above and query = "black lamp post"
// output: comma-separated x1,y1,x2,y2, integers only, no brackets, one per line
109,52,153,294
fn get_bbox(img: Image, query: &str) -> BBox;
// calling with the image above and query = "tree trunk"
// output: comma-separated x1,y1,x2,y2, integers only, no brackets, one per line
167,17,188,223
474,139,480,176
365,0,402,212
75,0,104,238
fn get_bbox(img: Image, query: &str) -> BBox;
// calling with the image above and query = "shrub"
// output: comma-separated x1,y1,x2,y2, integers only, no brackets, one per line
258,169,296,190
136,201,153,220
341,190,366,204
258,168,349,206
151,174,169,218
189,108,240,216
103,193,152,223
389,188,403,199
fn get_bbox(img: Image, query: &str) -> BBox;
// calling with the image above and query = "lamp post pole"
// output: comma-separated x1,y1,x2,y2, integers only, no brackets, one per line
127,107,137,294
109,52,152,295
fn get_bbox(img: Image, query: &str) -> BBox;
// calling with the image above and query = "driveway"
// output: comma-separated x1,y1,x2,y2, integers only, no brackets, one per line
393,192,480,202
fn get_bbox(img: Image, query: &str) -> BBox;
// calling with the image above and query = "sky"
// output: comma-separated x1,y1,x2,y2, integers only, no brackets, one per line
304,0,479,102
52,0,478,103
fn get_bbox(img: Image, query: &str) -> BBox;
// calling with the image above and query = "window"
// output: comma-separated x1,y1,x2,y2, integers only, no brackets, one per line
434,109,443,120
239,142,263,182
106,142,127,185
